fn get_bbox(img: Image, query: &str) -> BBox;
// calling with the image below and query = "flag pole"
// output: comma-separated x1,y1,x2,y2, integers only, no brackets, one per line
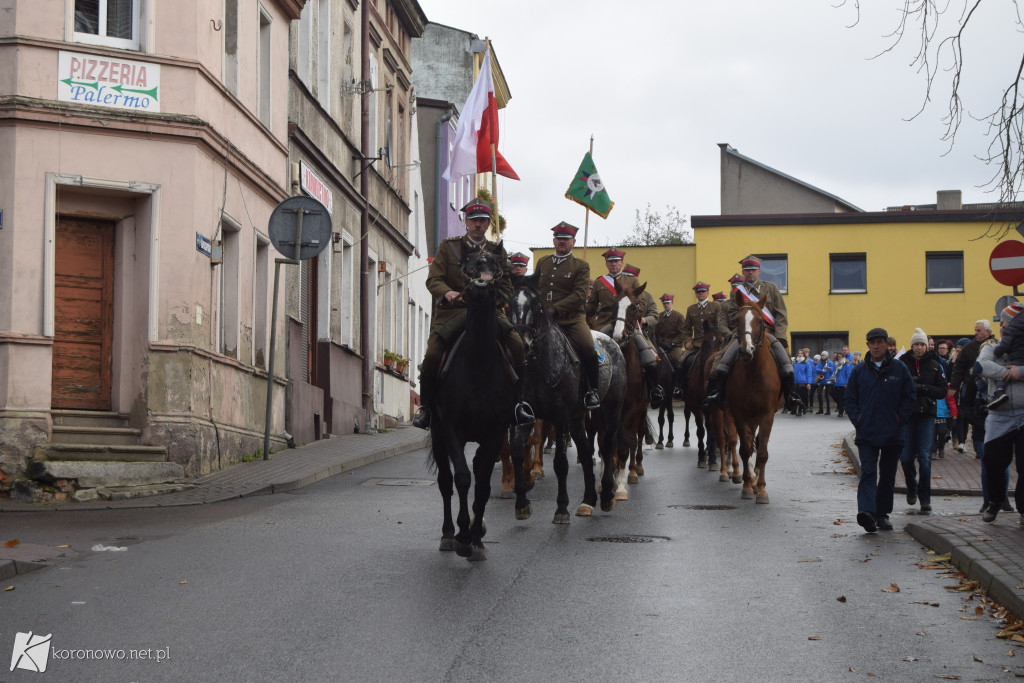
582,135,594,260
491,142,498,238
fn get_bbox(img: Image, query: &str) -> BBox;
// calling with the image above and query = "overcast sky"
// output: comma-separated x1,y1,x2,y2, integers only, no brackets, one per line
415,1,1017,254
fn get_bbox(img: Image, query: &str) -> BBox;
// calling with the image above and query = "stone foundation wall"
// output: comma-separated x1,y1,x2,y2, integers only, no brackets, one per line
0,412,49,494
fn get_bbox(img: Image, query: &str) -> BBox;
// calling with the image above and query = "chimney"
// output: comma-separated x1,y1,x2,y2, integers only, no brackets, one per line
937,190,962,210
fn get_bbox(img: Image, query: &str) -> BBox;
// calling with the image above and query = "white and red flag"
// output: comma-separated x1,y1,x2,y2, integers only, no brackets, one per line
442,47,519,182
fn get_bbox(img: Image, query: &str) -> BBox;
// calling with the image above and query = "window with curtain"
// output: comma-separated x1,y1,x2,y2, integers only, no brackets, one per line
74,0,138,49
926,252,964,292
757,255,788,293
830,253,867,293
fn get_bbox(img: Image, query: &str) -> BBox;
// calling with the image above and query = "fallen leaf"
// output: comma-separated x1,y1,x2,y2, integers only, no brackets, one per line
973,655,983,663
799,557,822,563
901,656,919,661
882,583,901,593
1012,634,1024,643
976,606,985,616
179,580,188,585
849,667,858,672
958,581,981,592
867,673,877,678
55,544,70,548
961,616,979,621
2,586,13,592
934,676,960,680
925,552,951,562
1009,649,1016,657
2,539,19,548
917,632,927,636
808,636,821,641
833,519,844,525
837,596,847,602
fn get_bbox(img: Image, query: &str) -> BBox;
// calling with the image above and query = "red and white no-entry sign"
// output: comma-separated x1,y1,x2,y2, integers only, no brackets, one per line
990,240,1024,286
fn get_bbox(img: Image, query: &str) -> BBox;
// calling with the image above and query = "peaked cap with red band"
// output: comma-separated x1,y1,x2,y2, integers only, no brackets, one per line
461,198,493,220
509,253,529,266
712,292,726,301
740,254,762,270
623,264,640,276
551,221,579,238
659,293,674,302
602,248,625,261
692,281,710,292
728,273,744,285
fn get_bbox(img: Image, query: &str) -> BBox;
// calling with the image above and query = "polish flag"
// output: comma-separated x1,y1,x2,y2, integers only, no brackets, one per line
442,47,519,182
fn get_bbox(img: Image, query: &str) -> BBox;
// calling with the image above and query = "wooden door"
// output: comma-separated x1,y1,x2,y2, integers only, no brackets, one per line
52,218,115,410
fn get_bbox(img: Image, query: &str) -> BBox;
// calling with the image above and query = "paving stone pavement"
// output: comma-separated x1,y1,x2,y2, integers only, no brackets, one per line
844,432,1024,621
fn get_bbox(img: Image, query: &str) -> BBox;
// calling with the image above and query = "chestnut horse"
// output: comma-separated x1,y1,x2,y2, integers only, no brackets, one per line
719,290,784,503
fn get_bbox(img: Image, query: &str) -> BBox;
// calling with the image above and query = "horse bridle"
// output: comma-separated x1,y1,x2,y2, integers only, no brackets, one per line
737,304,768,352
616,299,642,339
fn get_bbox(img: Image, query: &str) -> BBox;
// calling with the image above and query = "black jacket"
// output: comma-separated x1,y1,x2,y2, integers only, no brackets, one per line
899,350,948,417
845,353,917,447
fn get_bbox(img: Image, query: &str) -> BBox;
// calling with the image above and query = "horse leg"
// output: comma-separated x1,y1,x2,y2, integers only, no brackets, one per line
466,439,500,561
738,425,756,500
530,422,545,480
597,423,619,512
656,406,666,450
695,408,706,463
511,423,533,520
627,434,640,485
705,412,718,470
666,401,674,448
635,427,646,477
573,420,598,516
682,408,691,448
754,419,774,504
552,425,571,524
498,431,514,499
433,431,457,552
451,438,474,557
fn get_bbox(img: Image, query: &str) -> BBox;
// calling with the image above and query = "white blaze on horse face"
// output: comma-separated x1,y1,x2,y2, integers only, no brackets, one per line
514,289,529,319
612,295,630,341
741,309,754,353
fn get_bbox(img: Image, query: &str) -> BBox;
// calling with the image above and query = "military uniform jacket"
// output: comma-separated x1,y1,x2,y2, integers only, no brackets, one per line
534,253,590,325
739,278,788,340
426,235,512,329
655,309,686,347
681,300,723,349
586,273,644,330
642,292,659,330
719,297,739,334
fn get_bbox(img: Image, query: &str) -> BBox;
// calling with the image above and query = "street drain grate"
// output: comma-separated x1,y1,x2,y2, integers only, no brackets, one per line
586,535,670,544
360,478,436,487
668,504,737,510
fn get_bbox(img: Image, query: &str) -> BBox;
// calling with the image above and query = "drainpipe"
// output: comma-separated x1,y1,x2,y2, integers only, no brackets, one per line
360,1,372,433
434,107,454,253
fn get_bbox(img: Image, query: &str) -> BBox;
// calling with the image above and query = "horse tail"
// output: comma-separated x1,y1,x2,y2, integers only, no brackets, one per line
617,424,637,452
644,415,656,445
424,432,439,473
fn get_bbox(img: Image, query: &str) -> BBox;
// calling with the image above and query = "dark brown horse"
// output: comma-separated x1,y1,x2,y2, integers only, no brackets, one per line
719,290,784,503
682,320,723,468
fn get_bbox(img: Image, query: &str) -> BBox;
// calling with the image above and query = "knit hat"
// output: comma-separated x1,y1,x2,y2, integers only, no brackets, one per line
813,354,821,361
1000,302,1024,324
910,328,928,346
957,337,970,347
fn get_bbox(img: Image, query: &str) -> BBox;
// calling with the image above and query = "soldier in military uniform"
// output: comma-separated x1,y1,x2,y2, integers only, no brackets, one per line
705,255,801,410
654,294,686,369
532,222,600,409
679,281,725,373
586,248,664,407
717,273,745,335
509,252,529,286
624,264,659,332
711,291,726,303
412,198,534,429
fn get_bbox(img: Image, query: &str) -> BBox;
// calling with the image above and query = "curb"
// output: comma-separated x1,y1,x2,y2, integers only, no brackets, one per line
0,559,46,581
907,520,1024,621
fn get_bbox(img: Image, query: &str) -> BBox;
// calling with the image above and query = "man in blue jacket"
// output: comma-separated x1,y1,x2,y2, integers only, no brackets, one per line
845,327,918,532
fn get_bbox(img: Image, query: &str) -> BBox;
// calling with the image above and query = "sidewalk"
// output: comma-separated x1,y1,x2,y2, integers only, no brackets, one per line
844,433,1024,620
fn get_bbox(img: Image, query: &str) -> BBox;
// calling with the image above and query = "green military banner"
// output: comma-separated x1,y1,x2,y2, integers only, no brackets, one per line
565,152,614,219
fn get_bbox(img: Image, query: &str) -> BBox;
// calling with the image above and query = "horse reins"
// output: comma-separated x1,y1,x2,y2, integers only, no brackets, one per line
737,304,768,351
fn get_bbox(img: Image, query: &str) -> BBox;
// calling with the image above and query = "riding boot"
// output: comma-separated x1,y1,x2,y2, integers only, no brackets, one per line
703,369,727,411
582,354,601,410
781,373,803,413
412,373,434,430
644,364,664,409
513,363,536,426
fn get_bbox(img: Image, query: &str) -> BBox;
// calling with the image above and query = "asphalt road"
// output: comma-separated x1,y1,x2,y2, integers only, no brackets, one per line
2,411,1022,682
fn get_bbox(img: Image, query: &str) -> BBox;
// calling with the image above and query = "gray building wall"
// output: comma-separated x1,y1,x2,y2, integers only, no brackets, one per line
411,23,483,112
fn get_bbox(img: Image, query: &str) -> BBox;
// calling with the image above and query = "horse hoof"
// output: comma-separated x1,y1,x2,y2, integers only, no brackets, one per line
576,503,593,517
552,512,571,525
697,458,707,469
532,470,544,480
655,443,664,450
683,440,691,448
635,465,645,476
601,497,616,512
615,490,628,501
741,489,755,500
719,474,730,482
756,493,770,504
732,476,743,485
499,488,513,499
628,474,639,485
468,546,487,562
439,537,457,552
455,542,473,557
666,441,673,448
516,504,533,520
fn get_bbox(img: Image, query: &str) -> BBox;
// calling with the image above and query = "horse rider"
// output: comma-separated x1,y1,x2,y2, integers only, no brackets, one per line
532,222,601,410
586,248,664,407
413,197,535,430
717,273,745,334
679,281,727,378
509,252,530,286
623,264,659,333
705,255,801,410
655,293,686,371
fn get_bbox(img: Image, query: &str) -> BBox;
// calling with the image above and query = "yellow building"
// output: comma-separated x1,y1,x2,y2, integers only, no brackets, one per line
529,244,698,308
692,209,1024,353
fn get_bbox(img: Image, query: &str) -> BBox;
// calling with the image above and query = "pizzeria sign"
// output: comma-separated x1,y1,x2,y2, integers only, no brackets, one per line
57,51,160,113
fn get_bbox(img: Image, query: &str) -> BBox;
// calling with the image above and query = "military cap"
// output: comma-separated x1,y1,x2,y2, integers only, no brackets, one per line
740,255,762,270
659,293,674,302
509,253,529,266
602,248,625,261
728,273,744,285
462,197,493,219
623,264,641,277
551,221,579,238
711,292,726,301
692,281,710,292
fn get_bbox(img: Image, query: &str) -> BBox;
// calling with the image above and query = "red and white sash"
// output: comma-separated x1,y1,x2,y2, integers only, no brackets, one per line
598,274,617,296
734,284,776,327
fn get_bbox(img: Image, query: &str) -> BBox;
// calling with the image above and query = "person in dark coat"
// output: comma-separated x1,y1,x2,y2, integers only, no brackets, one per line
950,321,995,451
845,327,917,533
898,328,949,514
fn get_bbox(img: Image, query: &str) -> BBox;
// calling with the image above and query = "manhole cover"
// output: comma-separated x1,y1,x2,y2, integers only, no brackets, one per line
668,504,737,510
360,478,436,487
586,535,670,544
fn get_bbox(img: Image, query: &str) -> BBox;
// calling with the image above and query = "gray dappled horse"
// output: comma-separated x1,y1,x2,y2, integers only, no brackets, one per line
510,281,627,521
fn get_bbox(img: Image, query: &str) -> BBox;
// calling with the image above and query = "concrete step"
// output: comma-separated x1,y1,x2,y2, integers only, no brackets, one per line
51,409,129,429
94,483,195,501
51,425,143,446
28,460,185,488
36,443,167,462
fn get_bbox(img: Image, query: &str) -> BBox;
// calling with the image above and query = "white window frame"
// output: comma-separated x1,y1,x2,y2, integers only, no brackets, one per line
71,0,142,51
926,251,965,293
829,253,867,295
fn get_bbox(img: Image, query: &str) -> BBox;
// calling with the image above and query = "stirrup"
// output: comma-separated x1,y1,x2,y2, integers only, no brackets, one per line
584,390,601,410
515,402,536,425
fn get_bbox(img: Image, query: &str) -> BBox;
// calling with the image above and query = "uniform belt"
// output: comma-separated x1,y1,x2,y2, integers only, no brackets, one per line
545,292,568,302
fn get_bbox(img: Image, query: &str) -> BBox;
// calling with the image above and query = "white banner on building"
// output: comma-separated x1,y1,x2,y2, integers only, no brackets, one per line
300,161,334,215
57,51,161,113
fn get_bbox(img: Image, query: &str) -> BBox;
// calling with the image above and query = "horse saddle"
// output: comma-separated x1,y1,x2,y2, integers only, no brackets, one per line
439,331,518,383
